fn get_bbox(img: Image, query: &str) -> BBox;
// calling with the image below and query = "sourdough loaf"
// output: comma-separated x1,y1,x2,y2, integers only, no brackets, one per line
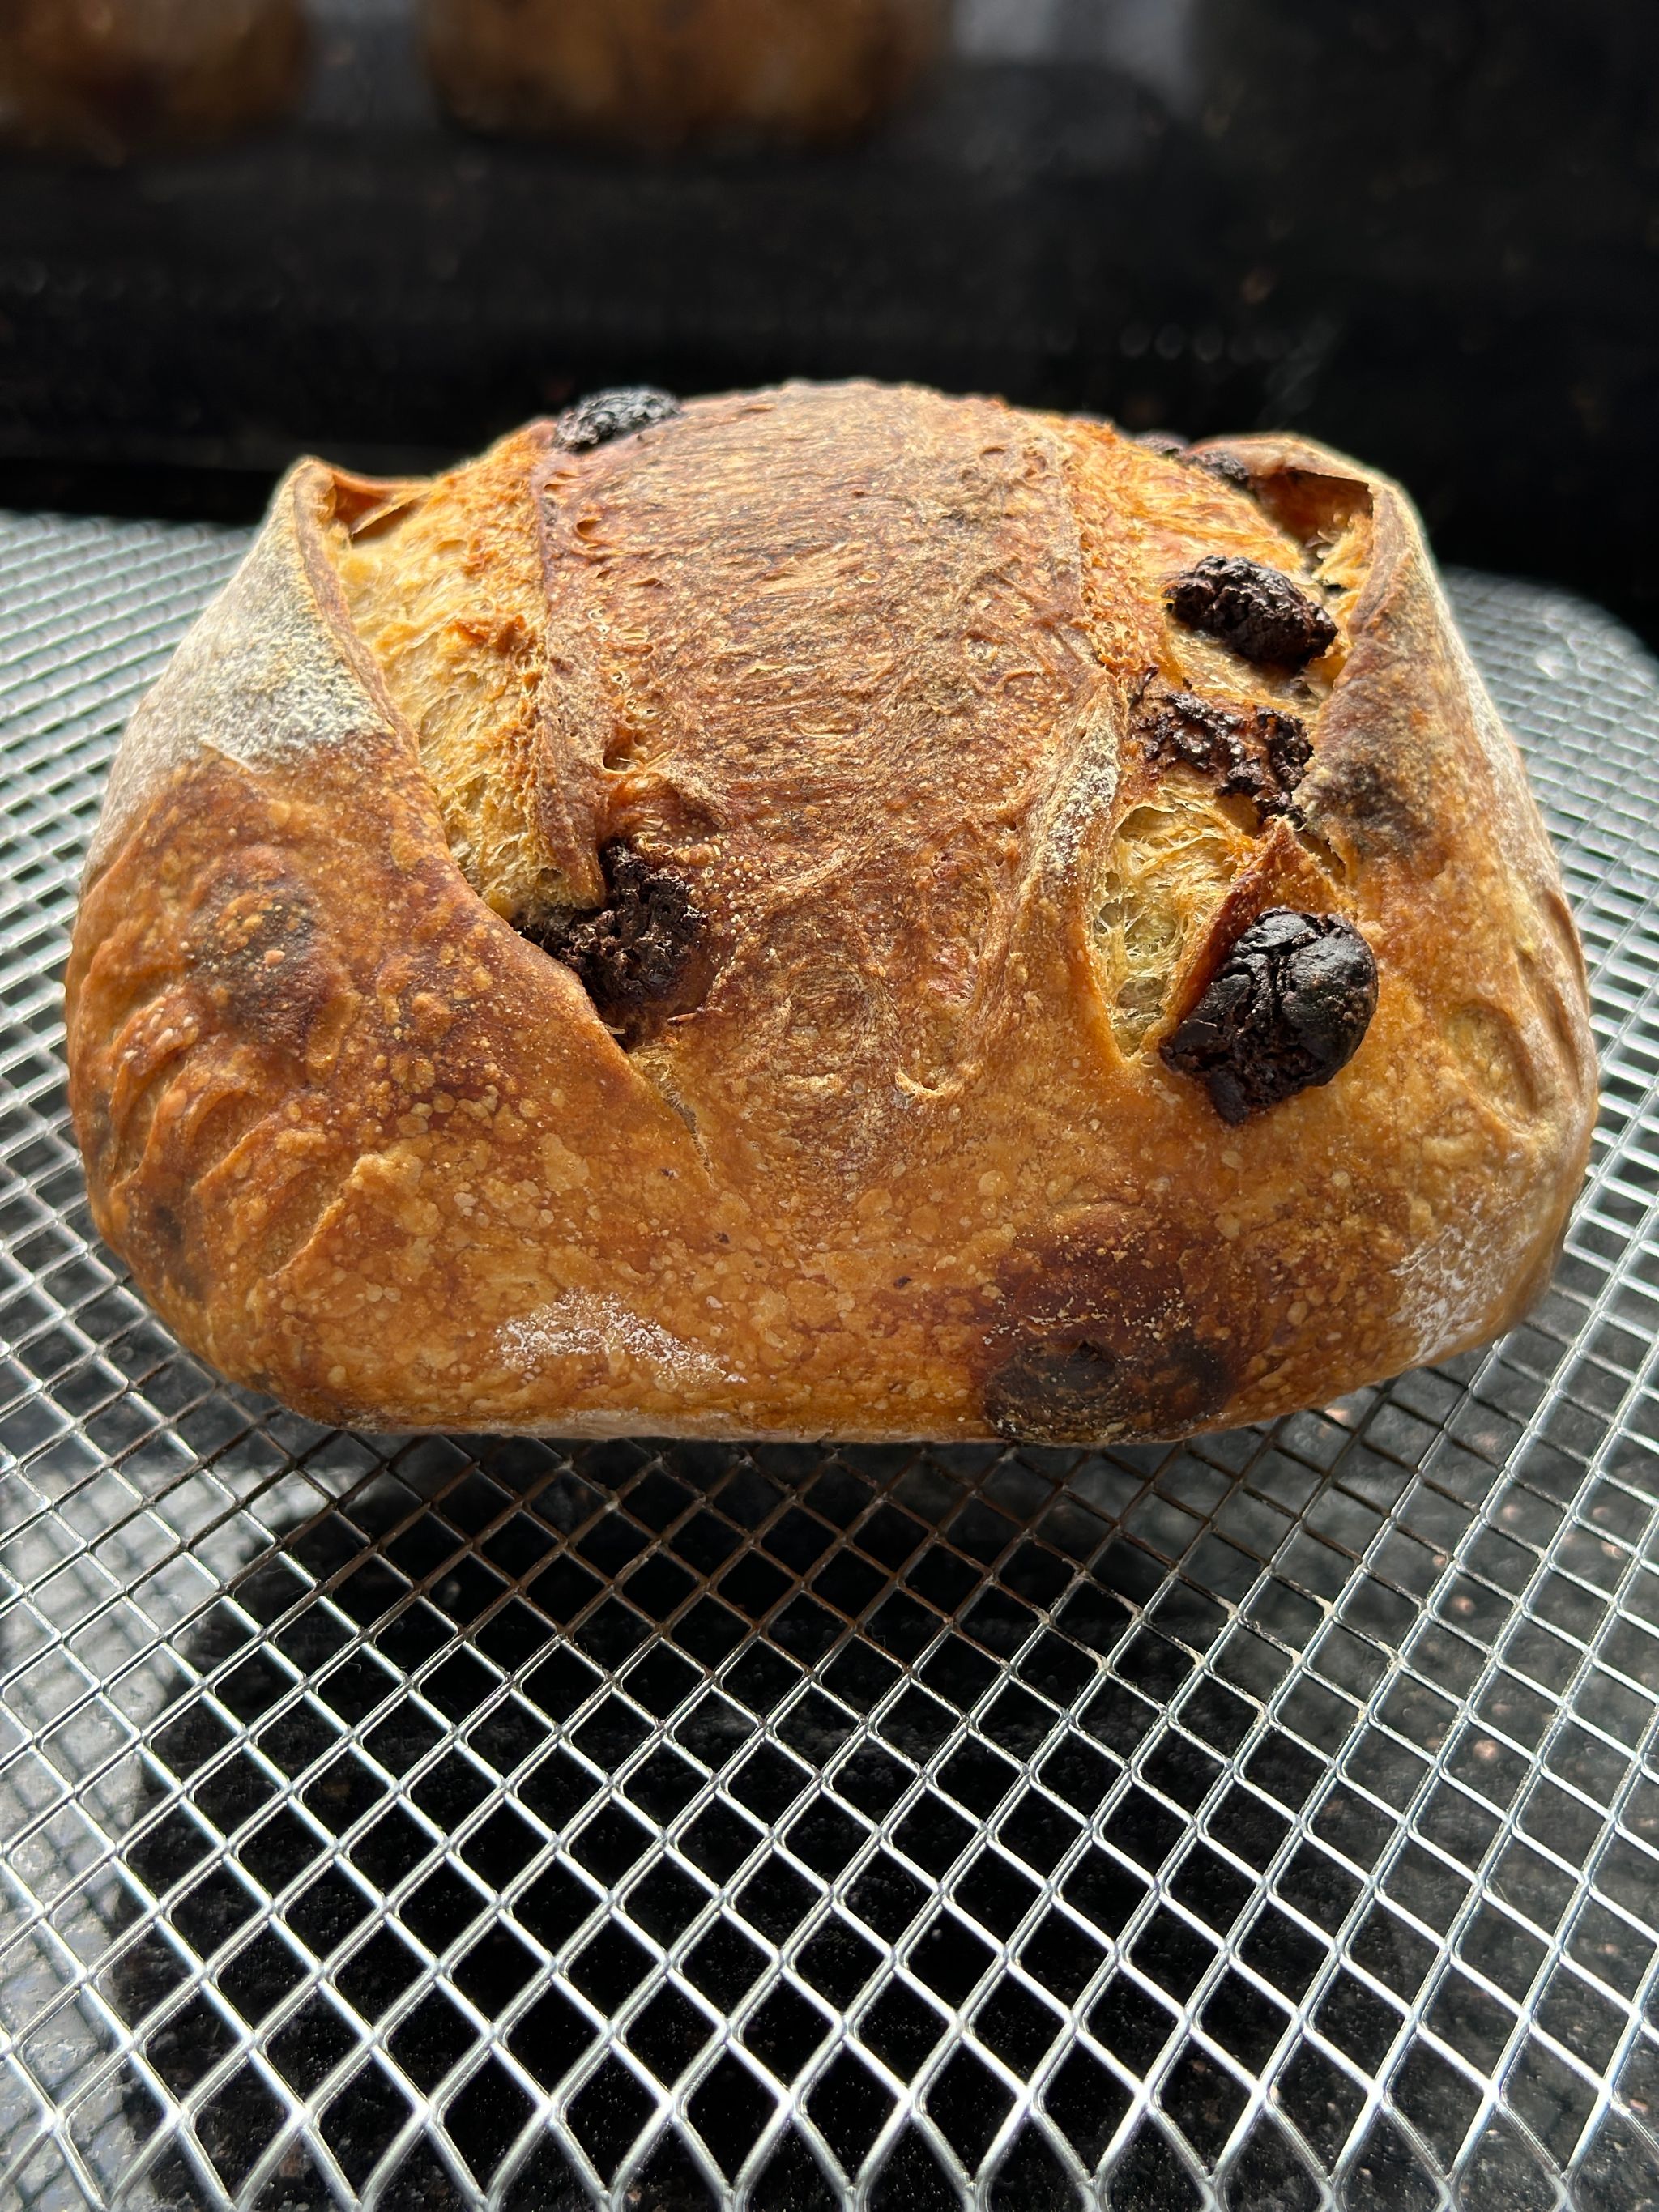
66,382,1597,1443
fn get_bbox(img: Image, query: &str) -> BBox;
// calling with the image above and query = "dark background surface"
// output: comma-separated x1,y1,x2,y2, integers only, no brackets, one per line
2,0,1657,642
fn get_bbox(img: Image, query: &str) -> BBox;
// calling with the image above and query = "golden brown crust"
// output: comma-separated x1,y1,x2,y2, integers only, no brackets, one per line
0,0,304,156
420,0,948,149
66,383,1597,1443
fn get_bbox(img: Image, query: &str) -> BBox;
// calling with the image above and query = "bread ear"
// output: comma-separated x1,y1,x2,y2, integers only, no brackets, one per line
88,464,416,884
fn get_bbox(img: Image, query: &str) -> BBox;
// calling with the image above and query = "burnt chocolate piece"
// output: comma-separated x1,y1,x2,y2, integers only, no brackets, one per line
1162,907,1377,1124
1133,681,1311,813
1185,449,1254,493
526,843,709,1046
1136,684,1241,778
554,387,682,453
1257,706,1313,797
1167,555,1337,671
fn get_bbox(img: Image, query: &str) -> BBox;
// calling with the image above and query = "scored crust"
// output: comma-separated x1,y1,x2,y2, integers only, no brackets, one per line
65,382,1597,1443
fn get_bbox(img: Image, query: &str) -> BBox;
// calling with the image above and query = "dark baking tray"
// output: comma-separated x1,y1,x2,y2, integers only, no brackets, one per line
2,514,1659,2209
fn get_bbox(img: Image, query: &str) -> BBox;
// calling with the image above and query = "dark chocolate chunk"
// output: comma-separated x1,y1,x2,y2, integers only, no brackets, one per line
526,843,710,1046
1132,681,1311,813
1185,450,1254,493
984,1330,1233,1445
1161,908,1377,1124
1166,555,1337,671
554,387,682,453
1218,748,1271,807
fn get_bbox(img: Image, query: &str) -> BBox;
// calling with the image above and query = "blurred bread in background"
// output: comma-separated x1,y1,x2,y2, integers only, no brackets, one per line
422,0,950,151
0,0,305,158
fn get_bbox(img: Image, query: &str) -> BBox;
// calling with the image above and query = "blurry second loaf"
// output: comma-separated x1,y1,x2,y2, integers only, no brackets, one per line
423,0,949,149
0,0,303,156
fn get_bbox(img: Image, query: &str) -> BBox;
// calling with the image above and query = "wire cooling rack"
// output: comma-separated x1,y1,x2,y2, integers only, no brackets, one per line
2,512,1658,2212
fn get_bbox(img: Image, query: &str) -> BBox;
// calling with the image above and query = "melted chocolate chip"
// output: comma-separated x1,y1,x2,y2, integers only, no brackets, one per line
553,387,682,453
193,867,335,1062
1133,680,1312,813
1136,430,1190,455
526,843,710,1046
1162,907,1377,1124
1167,555,1337,671
984,1337,1125,1445
1185,449,1254,492
984,1328,1233,1444
1303,752,1430,859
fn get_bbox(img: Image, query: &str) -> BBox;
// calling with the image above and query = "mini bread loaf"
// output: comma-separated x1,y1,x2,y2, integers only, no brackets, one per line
66,382,1597,1444
422,0,948,150
0,0,304,158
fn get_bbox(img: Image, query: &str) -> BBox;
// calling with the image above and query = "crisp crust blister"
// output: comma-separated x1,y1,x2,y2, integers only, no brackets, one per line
65,383,1597,1443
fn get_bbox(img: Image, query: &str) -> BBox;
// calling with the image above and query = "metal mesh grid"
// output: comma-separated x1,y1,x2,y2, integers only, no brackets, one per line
2,512,1658,2212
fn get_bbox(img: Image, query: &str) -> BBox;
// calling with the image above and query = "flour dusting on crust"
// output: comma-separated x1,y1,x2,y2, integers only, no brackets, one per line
1390,1218,1516,1370
497,1292,739,1388
1045,692,1124,881
91,469,393,872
